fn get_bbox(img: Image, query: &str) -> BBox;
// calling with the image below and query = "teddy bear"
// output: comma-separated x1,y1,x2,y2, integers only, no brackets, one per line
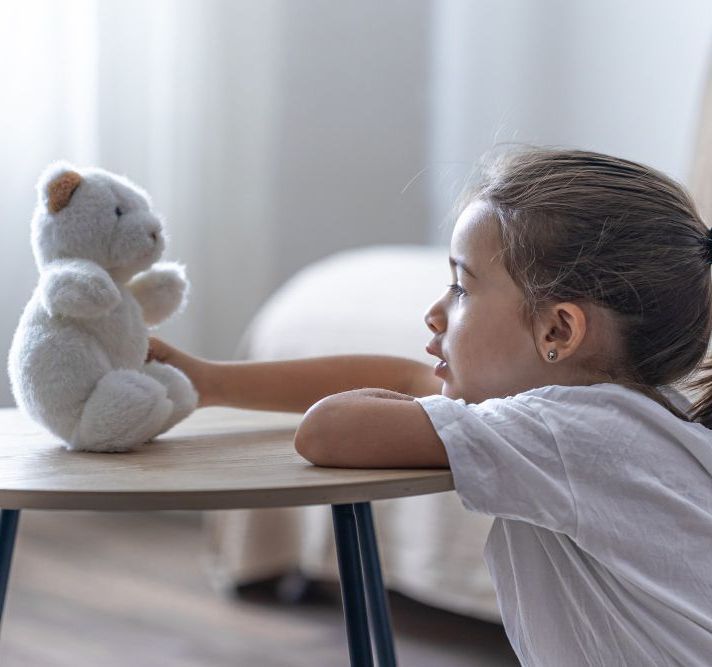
7,161,198,452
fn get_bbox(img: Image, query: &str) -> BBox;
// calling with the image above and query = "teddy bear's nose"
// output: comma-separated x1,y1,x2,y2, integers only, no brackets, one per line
150,231,158,243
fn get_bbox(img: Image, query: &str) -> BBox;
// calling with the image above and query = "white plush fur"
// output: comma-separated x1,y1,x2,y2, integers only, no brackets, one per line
7,161,198,452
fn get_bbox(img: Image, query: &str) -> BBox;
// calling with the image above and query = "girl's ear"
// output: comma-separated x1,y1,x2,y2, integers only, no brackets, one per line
37,160,83,213
535,302,587,360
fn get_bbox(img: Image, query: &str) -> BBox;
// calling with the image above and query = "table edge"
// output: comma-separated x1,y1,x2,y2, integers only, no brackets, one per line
0,473,455,511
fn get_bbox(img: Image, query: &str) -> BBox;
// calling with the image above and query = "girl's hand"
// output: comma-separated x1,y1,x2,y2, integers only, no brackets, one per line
146,336,214,408
146,336,190,365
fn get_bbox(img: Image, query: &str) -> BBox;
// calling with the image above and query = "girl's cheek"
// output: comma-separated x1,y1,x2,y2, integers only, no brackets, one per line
447,320,464,346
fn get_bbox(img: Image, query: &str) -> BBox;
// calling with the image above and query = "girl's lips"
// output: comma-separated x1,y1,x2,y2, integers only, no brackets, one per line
434,359,449,377
426,344,449,376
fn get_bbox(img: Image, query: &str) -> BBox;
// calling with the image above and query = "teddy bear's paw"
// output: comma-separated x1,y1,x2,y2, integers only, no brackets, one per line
142,360,199,434
128,263,189,326
69,368,175,452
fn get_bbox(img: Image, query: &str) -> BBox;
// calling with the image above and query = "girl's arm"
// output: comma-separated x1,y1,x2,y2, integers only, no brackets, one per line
294,388,448,468
146,337,442,412
146,337,447,467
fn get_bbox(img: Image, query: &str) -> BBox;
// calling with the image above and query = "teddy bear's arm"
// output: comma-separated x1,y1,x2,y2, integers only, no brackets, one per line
39,259,121,319
127,262,189,327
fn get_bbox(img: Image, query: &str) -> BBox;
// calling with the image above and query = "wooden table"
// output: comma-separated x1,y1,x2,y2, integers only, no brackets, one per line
0,406,454,666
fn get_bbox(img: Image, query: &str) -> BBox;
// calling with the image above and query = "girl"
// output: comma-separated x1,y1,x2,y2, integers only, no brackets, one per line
147,147,712,665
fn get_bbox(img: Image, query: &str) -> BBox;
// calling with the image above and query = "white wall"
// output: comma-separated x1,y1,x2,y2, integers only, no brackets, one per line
429,0,712,243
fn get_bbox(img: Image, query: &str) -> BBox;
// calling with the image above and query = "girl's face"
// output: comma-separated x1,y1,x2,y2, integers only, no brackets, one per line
424,199,553,404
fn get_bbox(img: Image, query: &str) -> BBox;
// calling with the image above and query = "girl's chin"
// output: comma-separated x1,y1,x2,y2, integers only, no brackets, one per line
440,381,457,397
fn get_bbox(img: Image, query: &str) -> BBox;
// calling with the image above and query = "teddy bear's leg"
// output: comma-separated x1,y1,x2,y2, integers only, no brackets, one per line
69,368,174,452
142,360,199,435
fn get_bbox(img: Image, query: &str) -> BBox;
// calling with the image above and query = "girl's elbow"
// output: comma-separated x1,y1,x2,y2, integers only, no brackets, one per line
294,399,352,466
294,400,336,465
294,425,343,466
294,424,321,463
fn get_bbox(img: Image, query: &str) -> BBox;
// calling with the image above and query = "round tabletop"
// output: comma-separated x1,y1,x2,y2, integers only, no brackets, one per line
0,407,454,511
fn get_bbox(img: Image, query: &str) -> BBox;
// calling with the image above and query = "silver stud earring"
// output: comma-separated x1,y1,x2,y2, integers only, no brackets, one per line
547,349,558,361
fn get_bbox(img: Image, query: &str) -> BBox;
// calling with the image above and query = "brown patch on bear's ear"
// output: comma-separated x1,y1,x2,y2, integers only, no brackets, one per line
47,171,82,213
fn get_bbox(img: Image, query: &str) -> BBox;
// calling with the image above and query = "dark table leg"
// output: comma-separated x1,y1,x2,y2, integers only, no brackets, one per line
353,503,396,667
0,510,20,632
332,502,398,667
332,503,374,667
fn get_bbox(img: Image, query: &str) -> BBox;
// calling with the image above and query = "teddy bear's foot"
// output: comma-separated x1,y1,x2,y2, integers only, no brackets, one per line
142,360,199,437
69,369,174,452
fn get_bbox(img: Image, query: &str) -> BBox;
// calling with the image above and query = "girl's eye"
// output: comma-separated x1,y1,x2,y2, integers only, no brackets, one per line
115,206,123,217
446,283,465,297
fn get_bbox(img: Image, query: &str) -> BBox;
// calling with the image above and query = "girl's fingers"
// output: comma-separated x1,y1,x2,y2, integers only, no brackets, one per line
146,337,168,363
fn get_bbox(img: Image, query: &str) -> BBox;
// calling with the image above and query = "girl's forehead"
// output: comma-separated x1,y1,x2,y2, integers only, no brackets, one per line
451,200,498,260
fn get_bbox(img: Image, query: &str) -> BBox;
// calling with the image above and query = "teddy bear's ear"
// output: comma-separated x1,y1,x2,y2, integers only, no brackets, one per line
37,161,83,214
46,171,82,213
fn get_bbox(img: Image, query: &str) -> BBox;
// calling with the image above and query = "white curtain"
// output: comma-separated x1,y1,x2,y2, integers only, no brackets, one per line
0,0,281,405
1,0,99,350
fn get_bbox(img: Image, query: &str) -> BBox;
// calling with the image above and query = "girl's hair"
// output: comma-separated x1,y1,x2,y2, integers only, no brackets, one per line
456,144,712,427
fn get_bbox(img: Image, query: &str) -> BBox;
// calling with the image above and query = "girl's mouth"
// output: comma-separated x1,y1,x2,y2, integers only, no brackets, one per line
434,360,449,377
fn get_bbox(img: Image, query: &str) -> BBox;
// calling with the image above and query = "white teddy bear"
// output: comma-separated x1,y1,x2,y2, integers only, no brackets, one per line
7,161,198,452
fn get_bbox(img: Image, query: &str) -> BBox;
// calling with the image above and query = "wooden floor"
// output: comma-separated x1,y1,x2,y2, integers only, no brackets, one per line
0,510,519,666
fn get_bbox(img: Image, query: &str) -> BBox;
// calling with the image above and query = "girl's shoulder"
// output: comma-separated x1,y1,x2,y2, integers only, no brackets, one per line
514,381,638,398
510,382,710,442
515,381,690,411
500,382,639,415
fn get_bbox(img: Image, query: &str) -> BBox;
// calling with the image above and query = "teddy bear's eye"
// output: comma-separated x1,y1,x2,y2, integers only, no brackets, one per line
115,206,123,217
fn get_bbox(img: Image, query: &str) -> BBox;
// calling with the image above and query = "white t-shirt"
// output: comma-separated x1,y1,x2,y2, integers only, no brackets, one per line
415,383,712,667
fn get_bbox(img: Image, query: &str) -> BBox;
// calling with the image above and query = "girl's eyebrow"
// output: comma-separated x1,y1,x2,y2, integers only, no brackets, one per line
449,256,477,279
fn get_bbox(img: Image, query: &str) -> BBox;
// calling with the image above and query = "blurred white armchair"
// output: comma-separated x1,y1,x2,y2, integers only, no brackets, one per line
202,244,502,623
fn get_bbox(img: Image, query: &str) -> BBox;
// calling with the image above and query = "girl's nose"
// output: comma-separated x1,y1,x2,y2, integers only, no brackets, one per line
425,305,444,333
